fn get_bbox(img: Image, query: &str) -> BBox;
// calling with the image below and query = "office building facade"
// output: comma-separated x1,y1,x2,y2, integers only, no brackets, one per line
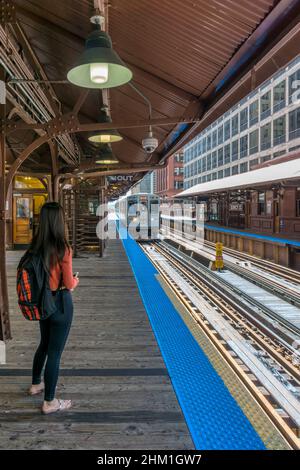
183,56,300,189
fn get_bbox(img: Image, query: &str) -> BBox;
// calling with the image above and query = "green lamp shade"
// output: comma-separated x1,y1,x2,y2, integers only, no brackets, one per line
88,108,123,143
95,155,119,164
95,144,119,164
67,30,132,89
88,132,122,143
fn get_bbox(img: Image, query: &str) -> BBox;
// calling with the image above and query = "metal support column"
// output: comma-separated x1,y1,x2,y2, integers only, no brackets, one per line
0,68,11,341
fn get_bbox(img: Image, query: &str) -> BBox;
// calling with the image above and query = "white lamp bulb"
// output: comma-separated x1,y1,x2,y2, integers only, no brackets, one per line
90,63,109,84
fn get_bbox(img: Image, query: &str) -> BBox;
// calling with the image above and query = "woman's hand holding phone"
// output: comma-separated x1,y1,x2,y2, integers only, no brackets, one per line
71,272,79,291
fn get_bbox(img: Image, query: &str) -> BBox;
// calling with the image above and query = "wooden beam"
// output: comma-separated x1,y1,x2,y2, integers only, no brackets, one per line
5,134,49,197
72,90,90,115
6,116,200,134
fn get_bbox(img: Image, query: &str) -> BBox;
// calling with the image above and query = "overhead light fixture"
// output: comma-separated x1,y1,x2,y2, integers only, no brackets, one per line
95,144,119,164
67,16,132,89
88,107,122,143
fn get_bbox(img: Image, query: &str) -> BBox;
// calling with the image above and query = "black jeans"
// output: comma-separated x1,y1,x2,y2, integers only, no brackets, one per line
32,290,73,401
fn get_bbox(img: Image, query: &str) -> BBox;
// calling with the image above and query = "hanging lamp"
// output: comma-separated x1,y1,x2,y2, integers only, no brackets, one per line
67,16,132,89
95,144,119,164
88,107,122,143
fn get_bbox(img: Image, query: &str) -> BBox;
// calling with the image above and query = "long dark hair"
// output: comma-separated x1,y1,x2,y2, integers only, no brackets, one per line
18,202,69,272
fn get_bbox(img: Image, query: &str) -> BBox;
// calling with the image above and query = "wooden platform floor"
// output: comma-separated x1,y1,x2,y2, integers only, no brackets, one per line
0,240,193,450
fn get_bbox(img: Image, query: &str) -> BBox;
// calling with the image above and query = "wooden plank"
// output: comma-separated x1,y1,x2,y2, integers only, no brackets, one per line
0,239,193,450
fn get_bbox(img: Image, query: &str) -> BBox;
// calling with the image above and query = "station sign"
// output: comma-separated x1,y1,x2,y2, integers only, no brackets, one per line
107,175,134,183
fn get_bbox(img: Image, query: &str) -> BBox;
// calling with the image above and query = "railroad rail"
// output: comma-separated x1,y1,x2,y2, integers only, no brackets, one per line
160,228,300,308
141,240,300,449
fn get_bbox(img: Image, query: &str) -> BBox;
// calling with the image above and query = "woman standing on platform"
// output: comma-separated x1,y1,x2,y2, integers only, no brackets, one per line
18,202,79,414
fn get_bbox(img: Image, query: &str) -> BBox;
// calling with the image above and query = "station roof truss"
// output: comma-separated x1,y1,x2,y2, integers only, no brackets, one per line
1,0,300,197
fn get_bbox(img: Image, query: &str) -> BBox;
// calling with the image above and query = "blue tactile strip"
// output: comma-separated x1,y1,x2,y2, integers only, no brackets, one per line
205,224,300,247
117,223,265,450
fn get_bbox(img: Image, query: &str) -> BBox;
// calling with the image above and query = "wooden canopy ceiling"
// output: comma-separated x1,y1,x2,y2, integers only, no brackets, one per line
2,0,300,197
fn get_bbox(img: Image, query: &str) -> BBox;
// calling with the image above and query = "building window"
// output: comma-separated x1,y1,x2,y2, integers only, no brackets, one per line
231,114,239,136
250,158,259,169
289,107,300,141
224,144,231,164
207,133,211,150
240,107,248,132
231,139,238,161
249,129,258,155
260,91,271,120
273,81,286,113
192,145,197,159
260,122,271,151
224,167,230,177
218,170,223,179
273,150,285,158
174,181,183,190
212,151,217,168
288,69,300,104
218,148,224,166
197,141,201,156
249,100,259,126
206,153,212,170
273,115,286,146
232,165,239,175
174,166,183,175
240,135,248,158
175,153,184,163
202,175,207,183
212,129,217,148
207,174,212,182
217,125,223,145
224,120,230,141
240,162,248,173
212,172,217,180
261,155,271,163
201,156,207,173
202,137,207,153
258,191,265,215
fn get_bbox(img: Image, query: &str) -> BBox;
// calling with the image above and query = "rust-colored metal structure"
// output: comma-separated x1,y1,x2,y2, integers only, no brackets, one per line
1,0,300,340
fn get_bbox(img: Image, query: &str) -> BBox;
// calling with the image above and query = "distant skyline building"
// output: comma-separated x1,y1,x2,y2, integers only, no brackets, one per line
131,171,156,194
183,55,300,190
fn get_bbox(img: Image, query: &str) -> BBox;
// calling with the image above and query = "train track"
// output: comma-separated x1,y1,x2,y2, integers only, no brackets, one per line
161,228,300,308
141,240,300,449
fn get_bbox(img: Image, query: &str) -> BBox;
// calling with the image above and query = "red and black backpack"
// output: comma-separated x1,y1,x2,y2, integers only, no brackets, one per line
17,254,58,321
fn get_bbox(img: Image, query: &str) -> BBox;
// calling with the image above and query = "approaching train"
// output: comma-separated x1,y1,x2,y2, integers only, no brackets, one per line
115,193,160,240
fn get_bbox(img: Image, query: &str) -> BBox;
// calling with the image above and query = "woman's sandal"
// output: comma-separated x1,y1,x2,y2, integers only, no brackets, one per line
41,399,72,415
28,383,45,396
